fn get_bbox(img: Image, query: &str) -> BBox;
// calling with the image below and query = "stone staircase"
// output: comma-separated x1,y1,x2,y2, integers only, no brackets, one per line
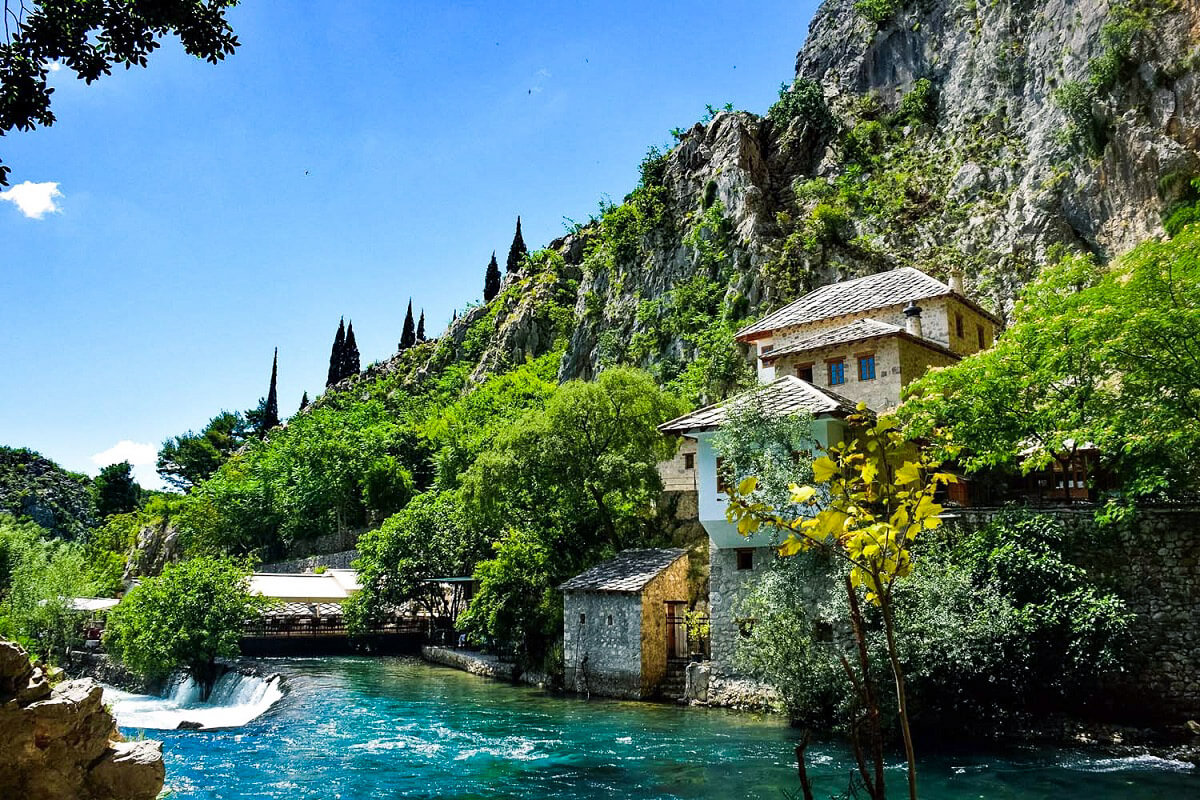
657,660,689,701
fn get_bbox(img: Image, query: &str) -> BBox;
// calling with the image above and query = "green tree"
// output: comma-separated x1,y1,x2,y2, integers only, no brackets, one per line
342,322,361,378
157,410,248,490
0,0,241,185
249,347,280,435
104,556,265,700
326,317,346,387
299,391,309,412
901,231,1200,509
484,251,501,303
729,411,957,800
506,216,527,273
0,514,95,660
399,300,416,351
458,368,683,659
92,461,142,518
416,310,426,342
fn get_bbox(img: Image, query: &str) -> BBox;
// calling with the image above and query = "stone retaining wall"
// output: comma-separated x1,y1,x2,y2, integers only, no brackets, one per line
420,646,553,689
948,506,1200,721
258,549,359,573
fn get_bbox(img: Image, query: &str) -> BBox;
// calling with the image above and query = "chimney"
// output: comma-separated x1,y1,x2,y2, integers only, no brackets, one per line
949,267,965,295
904,301,923,338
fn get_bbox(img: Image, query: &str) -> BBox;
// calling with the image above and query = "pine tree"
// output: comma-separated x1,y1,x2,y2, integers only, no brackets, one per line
484,251,501,302
506,216,527,273
326,317,346,387
342,321,361,377
416,310,426,342
399,300,416,351
263,347,280,432
299,391,309,411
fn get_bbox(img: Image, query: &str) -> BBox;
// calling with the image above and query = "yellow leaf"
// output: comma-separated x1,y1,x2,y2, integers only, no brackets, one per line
895,462,921,485
778,536,805,557
791,485,818,504
737,475,758,496
812,456,839,483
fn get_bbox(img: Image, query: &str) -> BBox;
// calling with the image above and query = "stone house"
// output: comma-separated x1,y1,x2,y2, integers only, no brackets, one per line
736,266,1000,412
559,548,689,699
657,377,854,674
654,266,999,702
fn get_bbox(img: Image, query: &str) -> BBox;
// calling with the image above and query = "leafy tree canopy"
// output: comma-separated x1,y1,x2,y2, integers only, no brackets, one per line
92,460,142,518
157,410,249,490
0,0,241,185
104,555,264,699
901,228,1200,510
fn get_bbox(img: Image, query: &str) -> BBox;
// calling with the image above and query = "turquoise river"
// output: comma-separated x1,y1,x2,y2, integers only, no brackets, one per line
108,657,1197,799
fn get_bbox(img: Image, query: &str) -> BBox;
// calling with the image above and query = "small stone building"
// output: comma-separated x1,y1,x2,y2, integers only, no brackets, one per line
559,548,689,699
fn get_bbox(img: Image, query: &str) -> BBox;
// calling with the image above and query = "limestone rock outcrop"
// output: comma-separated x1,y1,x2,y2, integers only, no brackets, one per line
0,639,164,800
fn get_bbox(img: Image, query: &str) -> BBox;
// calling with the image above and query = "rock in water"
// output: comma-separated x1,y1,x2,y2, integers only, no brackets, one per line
0,638,164,800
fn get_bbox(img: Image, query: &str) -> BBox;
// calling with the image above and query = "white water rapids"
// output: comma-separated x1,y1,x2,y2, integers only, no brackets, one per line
104,670,284,730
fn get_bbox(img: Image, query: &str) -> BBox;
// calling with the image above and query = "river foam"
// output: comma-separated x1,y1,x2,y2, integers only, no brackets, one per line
105,670,284,730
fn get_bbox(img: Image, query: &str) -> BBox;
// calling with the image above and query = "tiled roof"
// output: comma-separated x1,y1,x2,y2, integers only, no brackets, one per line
763,318,903,360
761,318,959,362
737,267,960,340
658,376,856,434
558,548,688,593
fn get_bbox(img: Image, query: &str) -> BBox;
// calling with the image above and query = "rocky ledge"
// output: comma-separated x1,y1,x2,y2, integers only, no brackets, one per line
0,639,164,800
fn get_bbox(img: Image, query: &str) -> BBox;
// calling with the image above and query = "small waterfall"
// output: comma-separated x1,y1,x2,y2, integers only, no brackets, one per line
105,669,285,731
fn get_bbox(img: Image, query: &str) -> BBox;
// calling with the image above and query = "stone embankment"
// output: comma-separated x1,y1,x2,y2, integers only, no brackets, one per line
421,646,553,689
0,639,163,800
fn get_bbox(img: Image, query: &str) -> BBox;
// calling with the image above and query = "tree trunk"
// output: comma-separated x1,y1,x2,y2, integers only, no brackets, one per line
795,731,815,800
881,597,918,800
845,576,886,800
192,659,221,702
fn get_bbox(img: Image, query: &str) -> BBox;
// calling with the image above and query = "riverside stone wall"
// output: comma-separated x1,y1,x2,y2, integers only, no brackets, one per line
563,593,644,698
258,549,359,573
948,506,1200,721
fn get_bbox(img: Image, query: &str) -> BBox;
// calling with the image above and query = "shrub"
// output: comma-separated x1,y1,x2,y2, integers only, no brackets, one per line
767,77,833,133
854,0,901,25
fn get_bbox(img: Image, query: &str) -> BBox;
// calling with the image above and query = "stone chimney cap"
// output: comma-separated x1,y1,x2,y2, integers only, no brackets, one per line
903,300,923,317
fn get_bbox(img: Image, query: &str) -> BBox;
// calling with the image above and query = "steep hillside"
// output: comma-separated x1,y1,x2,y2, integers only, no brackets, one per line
408,0,1198,400
0,448,94,540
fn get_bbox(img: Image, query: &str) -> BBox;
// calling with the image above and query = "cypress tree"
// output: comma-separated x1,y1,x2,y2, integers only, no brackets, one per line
416,310,426,342
399,300,416,351
299,391,309,411
483,251,501,303
342,321,361,377
326,317,345,387
506,216,527,273
263,347,280,431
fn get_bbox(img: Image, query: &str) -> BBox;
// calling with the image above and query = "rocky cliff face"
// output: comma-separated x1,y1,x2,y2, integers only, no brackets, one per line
0,639,164,800
384,0,1198,403
0,447,95,539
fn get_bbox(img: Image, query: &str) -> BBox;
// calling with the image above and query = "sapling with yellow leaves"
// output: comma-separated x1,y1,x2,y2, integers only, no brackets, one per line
726,406,957,800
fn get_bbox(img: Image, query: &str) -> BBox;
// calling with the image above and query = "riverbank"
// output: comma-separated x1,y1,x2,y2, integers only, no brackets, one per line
107,656,1197,800
420,645,555,689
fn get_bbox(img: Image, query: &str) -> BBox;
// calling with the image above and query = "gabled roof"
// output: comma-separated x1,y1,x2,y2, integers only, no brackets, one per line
558,548,688,593
761,318,959,362
736,267,999,341
658,376,855,434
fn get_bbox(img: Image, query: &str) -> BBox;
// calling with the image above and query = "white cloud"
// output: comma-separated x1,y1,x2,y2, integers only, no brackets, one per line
91,440,163,490
46,61,62,73
0,181,64,219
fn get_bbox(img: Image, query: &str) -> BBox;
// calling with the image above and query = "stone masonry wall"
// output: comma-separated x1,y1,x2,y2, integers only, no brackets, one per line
657,438,698,492
258,549,359,574
639,556,690,695
949,506,1200,721
563,592,644,698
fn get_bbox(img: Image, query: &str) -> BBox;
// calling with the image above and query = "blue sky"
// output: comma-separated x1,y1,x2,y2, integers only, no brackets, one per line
0,1,820,488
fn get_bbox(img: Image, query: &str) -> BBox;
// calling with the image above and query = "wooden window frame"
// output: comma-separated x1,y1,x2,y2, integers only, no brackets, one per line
794,362,814,382
715,456,730,495
977,324,985,348
735,548,754,571
856,352,876,381
683,452,695,470
827,358,846,386
955,312,964,339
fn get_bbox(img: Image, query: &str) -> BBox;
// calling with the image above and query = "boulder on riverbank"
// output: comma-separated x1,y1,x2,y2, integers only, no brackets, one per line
0,638,164,800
